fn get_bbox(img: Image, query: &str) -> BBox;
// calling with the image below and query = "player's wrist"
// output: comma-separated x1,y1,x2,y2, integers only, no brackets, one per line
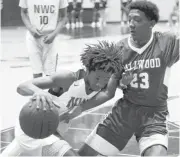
119,79,127,89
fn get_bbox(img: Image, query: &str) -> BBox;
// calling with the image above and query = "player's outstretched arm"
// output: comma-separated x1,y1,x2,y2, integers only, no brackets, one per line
17,70,77,96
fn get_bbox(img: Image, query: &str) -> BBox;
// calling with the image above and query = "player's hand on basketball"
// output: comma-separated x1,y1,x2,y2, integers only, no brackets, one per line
43,33,56,44
30,90,54,111
30,27,42,38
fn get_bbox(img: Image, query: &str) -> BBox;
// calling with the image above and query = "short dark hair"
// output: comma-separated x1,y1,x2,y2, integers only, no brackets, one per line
128,1,159,23
80,41,123,74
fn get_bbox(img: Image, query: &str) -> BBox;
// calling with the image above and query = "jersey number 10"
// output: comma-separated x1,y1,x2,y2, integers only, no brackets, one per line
130,72,149,89
40,16,48,25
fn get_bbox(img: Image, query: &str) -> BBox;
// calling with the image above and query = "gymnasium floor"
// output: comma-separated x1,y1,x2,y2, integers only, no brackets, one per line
0,23,180,156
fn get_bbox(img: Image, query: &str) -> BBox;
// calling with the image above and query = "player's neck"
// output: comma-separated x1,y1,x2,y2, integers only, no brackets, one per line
84,77,94,95
131,31,152,48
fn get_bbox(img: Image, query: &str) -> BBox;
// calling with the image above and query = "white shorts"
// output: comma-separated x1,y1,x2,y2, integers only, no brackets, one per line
1,97,73,156
26,31,60,75
1,120,71,156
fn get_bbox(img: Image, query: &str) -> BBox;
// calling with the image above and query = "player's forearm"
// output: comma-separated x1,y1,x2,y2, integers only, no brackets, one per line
66,91,115,121
80,74,120,112
21,9,33,32
52,13,67,36
17,81,43,96
81,91,114,112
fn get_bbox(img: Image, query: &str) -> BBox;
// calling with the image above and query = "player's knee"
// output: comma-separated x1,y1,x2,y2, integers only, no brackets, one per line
142,144,167,156
78,144,100,156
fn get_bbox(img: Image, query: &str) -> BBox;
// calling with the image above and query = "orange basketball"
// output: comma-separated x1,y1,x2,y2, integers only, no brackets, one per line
19,99,59,139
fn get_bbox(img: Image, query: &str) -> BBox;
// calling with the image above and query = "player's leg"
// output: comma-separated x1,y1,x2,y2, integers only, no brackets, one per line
78,98,135,156
75,10,80,27
1,139,24,156
66,12,71,29
121,2,127,25
135,107,169,156
2,132,43,156
42,140,80,156
66,3,74,29
91,8,96,27
95,4,101,27
79,9,84,27
26,31,43,78
43,36,59,76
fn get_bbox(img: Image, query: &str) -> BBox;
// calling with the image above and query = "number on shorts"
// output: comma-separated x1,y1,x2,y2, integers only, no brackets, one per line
130,72,149,89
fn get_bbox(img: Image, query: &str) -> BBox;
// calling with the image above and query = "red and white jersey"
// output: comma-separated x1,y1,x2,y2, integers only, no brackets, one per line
118,32,179,108
19,0,68,34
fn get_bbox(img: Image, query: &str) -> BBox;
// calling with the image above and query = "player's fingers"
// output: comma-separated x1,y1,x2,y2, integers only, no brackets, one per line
31,94,37,100
36,95,40,110
43,37,48,42
29,99,33,107
41,96,47,111
29,96,36,106
47,99,54,110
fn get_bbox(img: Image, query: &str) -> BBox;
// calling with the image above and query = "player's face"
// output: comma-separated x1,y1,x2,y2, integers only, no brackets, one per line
128,9,154,42
88,70,112,91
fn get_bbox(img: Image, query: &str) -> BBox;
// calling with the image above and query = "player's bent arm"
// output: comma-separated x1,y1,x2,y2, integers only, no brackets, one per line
17,70,77,96
20,8,33,32
81,74,119,112
51,7,67,36
66,74,120,120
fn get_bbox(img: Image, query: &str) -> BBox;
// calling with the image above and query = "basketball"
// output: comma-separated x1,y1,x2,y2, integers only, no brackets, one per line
19,99,59,139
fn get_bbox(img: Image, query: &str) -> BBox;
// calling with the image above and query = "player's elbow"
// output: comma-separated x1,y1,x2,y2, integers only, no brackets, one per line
17,83,29,96
17,84,25,95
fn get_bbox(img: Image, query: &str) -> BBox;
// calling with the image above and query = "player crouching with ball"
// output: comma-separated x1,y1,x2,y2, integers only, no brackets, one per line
1,41,133,156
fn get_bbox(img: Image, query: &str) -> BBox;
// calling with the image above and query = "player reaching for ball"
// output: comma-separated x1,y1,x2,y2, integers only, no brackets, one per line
2,41,133,156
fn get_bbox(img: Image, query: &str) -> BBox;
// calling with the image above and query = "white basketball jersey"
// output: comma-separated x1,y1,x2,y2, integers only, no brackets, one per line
28,0,60,34
53,79,99,134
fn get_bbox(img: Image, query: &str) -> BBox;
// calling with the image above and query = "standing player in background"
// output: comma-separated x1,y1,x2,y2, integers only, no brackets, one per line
66,0,75,29
91,0,101,28
99,0,108,27
19,0,68,78
58,1,179,156
120,0,132,26
74,0,84,28
1,41,127,156
167,0,179,27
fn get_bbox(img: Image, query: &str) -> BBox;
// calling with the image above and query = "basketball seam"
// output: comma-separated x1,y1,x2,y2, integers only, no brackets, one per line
39,110,44,139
